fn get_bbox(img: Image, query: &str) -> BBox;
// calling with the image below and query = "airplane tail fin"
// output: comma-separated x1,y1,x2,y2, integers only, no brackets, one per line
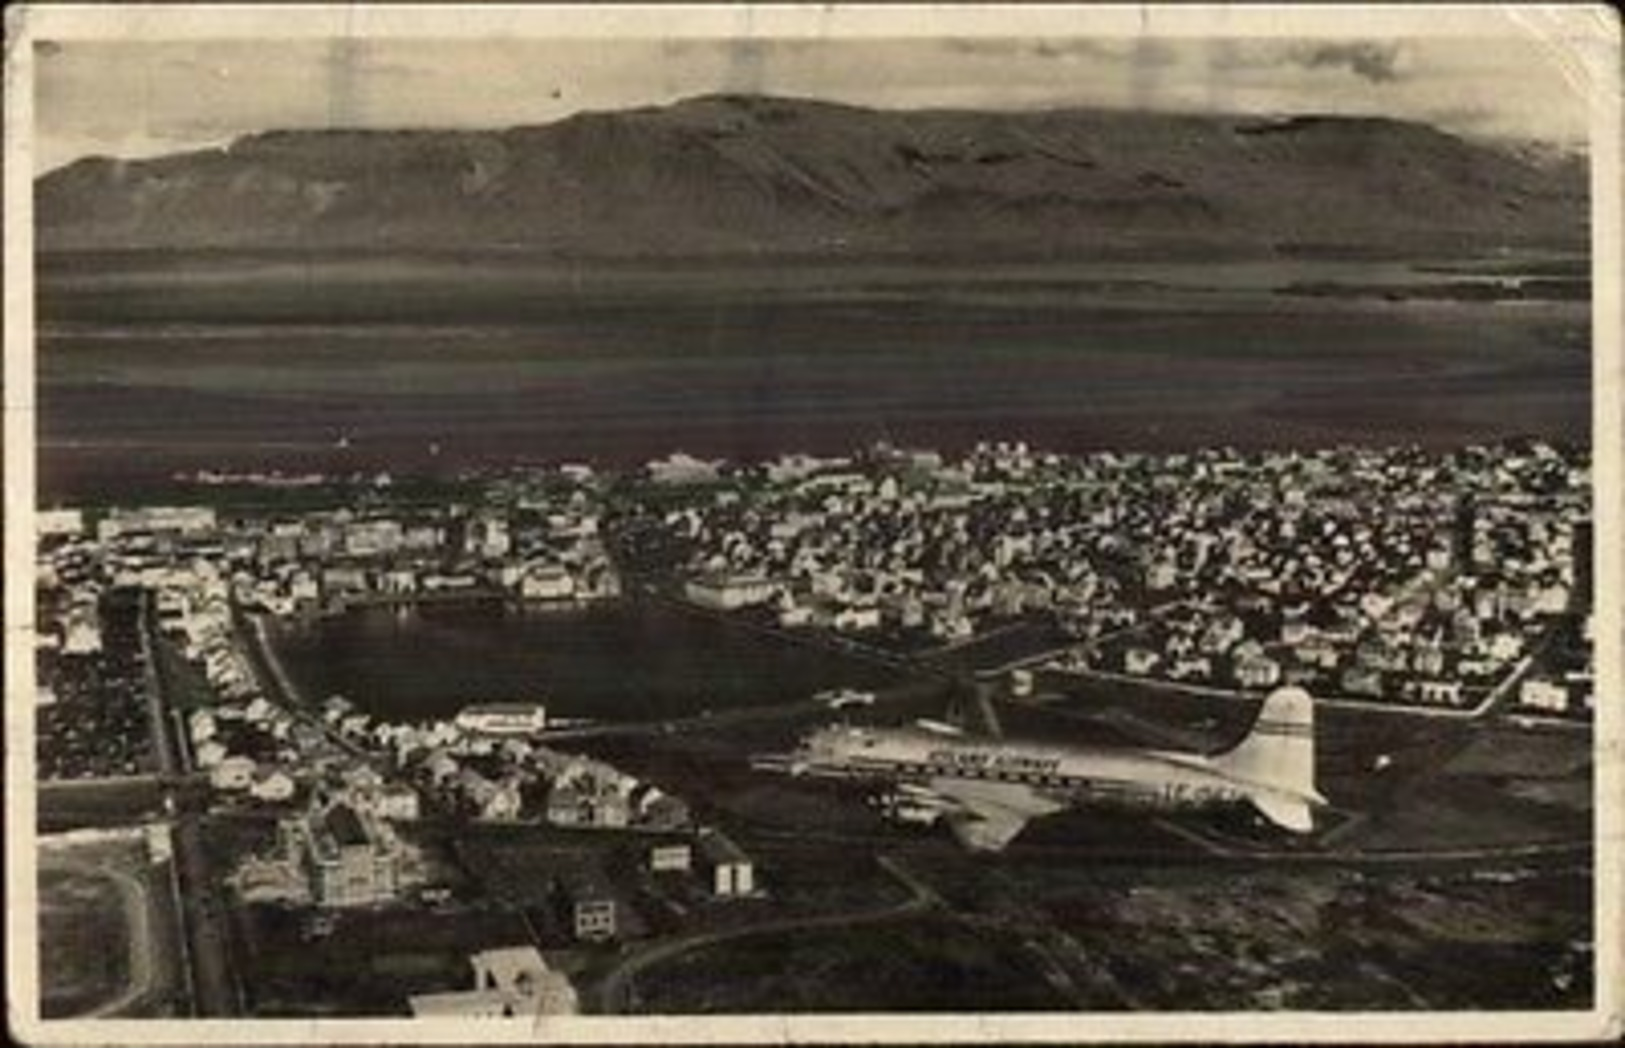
1213,686,1324,832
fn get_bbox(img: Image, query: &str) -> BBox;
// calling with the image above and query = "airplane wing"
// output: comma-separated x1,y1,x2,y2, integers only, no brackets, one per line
926,777,1064,852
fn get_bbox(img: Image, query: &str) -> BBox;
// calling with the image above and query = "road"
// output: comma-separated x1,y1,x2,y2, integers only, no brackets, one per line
240,610,376,763
135,599,244,1016
171,816,243,1016
135,593,181,777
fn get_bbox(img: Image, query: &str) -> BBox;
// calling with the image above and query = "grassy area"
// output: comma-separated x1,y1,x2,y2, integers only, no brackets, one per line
1444,726,1593,778
1007,864,1591,1011
36,830,188,1019
625,916,1069,1013
38,865,133,1018
236,903,531,1017
38,779,167,834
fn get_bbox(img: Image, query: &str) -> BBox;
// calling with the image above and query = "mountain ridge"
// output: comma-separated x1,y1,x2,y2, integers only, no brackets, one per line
36,93,1588,257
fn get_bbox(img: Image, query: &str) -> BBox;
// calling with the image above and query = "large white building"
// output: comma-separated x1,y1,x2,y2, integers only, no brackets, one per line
408,946,578,1018
455,704,548,735
279,801,410,908
685,573,776,611
97,505,217,540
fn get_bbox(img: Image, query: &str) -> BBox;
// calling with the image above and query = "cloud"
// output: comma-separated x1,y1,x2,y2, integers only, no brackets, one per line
940,39,1019,58
943,38,1180,66
32,35,1587,173
1209,40,1409,85
660,38,821,58
1291,42,1406,83
1036,39,1182,66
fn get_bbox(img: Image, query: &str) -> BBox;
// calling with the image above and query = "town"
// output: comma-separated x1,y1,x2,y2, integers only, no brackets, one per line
34,437,1596,1018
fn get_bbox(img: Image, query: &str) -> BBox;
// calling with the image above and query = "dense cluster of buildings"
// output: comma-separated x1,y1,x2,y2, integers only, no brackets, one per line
654,441,1592,714
35,438,1593,794
402,706,691,831
35,473,705,927
39,477,620,623
227,497,622,614
34,592,154,780
32,473,623,783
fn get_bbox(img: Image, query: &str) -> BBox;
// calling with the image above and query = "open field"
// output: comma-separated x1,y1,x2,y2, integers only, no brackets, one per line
233,901,536,1017
987,861,1592,1011
38,865,133,1018
37,778,169,834
37,830,187,1018
623,915,1070,1014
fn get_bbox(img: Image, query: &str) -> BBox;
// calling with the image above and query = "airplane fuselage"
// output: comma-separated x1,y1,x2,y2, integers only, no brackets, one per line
798,726,1255,814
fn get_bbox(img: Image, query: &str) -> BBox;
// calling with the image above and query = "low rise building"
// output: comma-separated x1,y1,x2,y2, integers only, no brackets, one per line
1519,678,1570,712
648,842,693,874
520,564,576,601
685,573,777,611
553,870,617,942
249,767,297,803
697,830,755,898
211,755,257,791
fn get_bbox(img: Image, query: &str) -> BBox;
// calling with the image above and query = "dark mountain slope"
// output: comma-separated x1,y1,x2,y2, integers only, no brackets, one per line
37,94,1587,256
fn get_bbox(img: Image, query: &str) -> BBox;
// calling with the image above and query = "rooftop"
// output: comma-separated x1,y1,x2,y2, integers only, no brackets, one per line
322,803,369,848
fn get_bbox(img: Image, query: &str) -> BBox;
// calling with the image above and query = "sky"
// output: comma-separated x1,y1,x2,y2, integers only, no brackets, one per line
33,33,1595,174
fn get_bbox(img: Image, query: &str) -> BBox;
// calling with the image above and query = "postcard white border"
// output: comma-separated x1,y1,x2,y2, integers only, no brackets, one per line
5,4,1621,1045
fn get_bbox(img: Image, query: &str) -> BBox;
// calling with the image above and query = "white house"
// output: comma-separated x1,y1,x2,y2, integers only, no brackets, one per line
1234,655,1283,690
832,604,882,632
249,767,297,803
373,784,422,821
685,573,776,611
193,738,229,769
1124,648,1161,676
1518,678,1569,713
211,755,257,791
648,843,693,874
520,564,576,601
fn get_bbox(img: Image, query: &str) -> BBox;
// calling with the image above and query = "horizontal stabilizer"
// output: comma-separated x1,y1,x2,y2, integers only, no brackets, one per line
1251,791,1315,834
947,812,1029,852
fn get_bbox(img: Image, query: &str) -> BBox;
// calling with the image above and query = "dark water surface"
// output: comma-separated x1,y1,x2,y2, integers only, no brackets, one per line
268,599,898,725
36,253,1591,500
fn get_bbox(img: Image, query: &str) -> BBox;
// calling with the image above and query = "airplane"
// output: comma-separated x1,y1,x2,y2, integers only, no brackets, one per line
769,686,1326,851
